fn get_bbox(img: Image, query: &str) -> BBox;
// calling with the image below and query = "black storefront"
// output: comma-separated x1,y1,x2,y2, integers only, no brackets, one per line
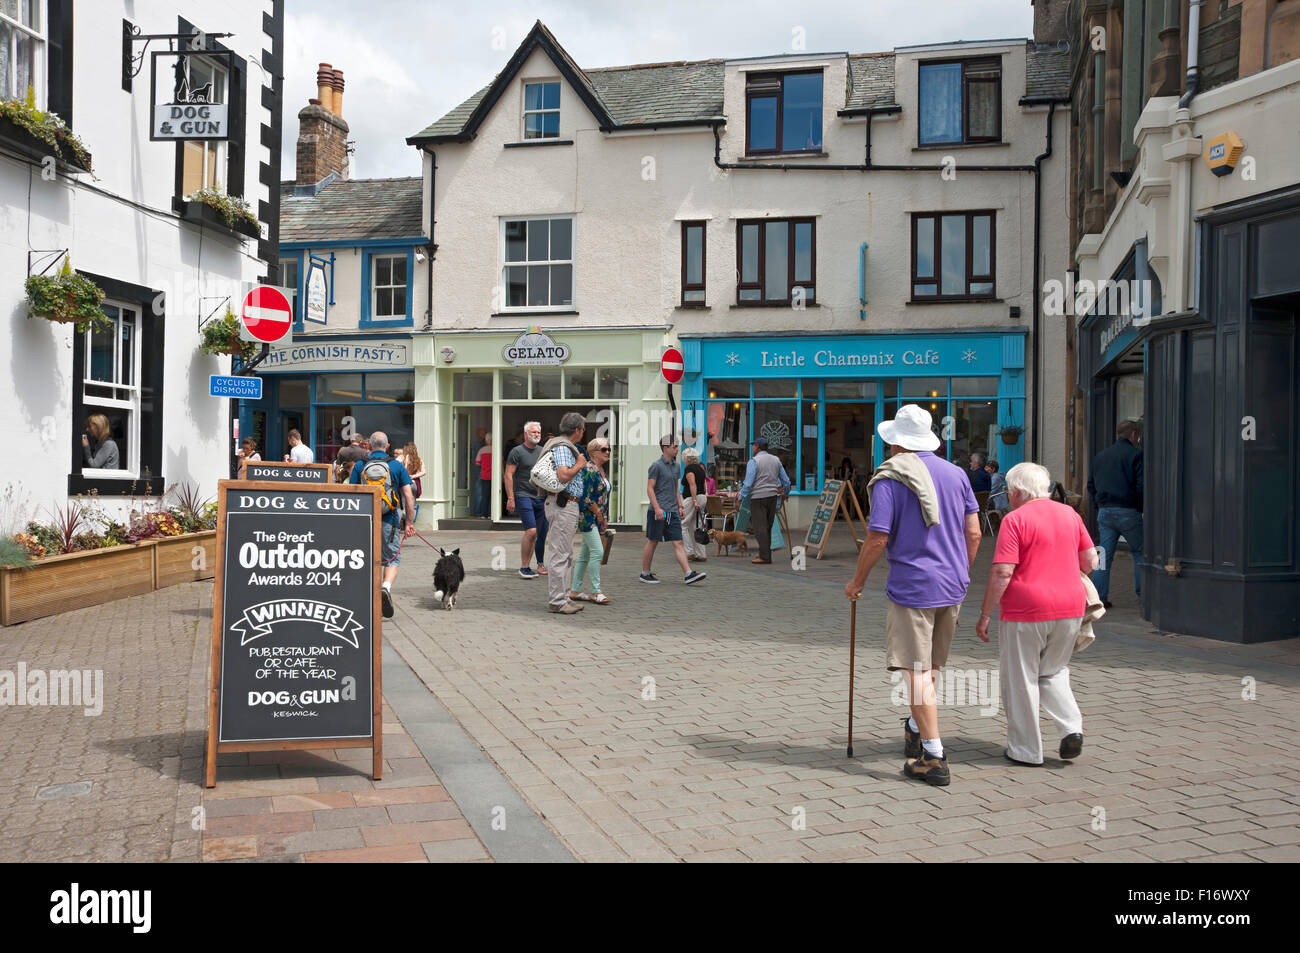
1108,189,1300,643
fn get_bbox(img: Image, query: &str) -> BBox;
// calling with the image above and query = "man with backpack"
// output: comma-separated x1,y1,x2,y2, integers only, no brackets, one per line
348,431,415,619
533,413,589,615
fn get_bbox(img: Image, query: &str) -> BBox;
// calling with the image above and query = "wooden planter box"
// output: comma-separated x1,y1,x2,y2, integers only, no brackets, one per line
0,542,156,627
0,115,93,174
175,199,261,240
0,531,218,626
154,531,217,589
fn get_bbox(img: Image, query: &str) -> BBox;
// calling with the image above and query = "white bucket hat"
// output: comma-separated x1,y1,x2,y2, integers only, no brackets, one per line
877,404,941,452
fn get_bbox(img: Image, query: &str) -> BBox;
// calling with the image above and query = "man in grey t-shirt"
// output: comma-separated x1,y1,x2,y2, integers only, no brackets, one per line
504,421,548,578
640,435,705,586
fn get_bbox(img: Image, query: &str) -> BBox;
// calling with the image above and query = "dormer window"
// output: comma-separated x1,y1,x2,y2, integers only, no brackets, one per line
746,70,823,155
523,81,560,139
918,58,1001,146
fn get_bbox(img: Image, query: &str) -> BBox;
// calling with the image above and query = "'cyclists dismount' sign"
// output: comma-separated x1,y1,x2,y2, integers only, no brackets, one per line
205,481,382,787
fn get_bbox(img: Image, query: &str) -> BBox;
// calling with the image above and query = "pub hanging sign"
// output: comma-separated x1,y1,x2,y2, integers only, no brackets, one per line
150,49,233,142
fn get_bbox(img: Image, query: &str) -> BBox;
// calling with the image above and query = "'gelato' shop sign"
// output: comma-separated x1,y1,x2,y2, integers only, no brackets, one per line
503,328,571,366
259,342,410,373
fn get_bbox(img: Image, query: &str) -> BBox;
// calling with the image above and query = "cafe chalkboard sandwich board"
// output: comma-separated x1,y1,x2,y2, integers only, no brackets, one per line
804,478,869,560
205,480,381,787
239,460,333,483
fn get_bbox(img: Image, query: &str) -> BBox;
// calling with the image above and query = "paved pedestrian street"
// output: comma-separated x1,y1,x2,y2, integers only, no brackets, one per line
2,526,1298,863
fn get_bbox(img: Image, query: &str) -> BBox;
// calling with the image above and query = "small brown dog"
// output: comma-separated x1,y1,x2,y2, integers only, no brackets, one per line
708,528,749,556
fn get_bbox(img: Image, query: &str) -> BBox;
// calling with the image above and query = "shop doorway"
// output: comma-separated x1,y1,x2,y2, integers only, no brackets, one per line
824,402,876,481
497,405,622,522
452,408,491,518
275,377,310,461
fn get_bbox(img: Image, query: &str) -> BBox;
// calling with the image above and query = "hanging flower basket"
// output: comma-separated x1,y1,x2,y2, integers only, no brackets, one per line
999,425,1024,446
24,260,109,333
199,310,258,361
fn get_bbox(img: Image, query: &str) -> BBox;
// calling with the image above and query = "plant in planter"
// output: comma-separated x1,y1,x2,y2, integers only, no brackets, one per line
2,536,36,567
199,309,258,361
24,259,109,333
187,187,258,232
0,86,94,173
169,483,216,534
998,425,1025,446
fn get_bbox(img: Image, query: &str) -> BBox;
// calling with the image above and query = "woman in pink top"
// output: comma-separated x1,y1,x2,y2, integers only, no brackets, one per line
975,462,1100,766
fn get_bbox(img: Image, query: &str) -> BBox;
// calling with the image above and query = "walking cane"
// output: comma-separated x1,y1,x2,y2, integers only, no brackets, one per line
847,597,857,758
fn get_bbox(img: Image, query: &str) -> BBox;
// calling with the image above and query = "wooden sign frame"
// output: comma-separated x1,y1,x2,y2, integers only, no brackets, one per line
238,460,335,483
205,480,382,788
804,478,870,560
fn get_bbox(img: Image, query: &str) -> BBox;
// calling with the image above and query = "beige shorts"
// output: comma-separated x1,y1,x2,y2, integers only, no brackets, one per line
885,601,961,671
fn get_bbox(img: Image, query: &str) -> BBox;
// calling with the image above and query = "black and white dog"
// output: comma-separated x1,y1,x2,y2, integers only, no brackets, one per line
432,548,464,611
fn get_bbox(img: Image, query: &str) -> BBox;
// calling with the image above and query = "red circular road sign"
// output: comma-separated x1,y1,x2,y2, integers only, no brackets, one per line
241,286,293,344
661,346,684,384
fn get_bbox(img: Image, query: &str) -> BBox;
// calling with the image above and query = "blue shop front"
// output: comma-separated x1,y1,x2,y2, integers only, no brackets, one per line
679,330,1027,523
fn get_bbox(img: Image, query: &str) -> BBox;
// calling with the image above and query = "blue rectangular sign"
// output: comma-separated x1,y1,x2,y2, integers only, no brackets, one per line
210,375,263,400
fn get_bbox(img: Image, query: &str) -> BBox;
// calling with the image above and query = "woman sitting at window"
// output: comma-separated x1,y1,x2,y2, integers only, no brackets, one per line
81,414,120,470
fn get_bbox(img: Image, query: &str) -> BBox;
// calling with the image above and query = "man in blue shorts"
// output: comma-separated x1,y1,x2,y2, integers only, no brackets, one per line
505,421,548,578
349,431,415,619
640,435,705,586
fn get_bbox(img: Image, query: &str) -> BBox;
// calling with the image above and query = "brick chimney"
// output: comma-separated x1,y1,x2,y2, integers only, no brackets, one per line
296,63,349,186
1031,0,1068,44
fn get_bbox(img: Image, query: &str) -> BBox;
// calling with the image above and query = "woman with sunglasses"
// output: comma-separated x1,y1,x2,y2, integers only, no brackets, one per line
569,436,613,605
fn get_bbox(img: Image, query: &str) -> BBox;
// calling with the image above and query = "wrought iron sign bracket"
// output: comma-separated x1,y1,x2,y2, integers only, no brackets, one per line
199,295,231,334
122,21,233,92
27,249,69,279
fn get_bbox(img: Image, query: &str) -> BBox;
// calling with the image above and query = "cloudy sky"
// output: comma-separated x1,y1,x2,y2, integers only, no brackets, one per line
282,0,1036,181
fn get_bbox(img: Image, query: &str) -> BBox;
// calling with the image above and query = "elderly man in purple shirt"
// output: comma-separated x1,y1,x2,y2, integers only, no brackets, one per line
845,405,983,787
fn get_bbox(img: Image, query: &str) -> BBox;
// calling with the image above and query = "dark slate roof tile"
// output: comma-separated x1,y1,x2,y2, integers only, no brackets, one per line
279,177,424,244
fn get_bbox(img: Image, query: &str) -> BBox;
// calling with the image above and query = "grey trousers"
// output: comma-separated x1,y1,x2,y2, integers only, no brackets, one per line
543,494,579,608
751,495,778,560
999,617,1084,764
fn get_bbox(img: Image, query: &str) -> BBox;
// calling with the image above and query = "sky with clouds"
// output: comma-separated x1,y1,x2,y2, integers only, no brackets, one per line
282,0,1037,181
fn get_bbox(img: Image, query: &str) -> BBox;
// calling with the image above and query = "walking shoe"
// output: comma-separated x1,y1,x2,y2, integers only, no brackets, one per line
903,751,950,786
381,588,394,618
683,570,707,585
519,567,539,579
639,572,660,584
1059,733,1083,760
547,601,583,614
536,564,548,575
902,717,921,759
1005,750,1042,767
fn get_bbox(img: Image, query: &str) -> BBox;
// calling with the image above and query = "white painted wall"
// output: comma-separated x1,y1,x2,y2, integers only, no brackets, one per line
1,1,276,527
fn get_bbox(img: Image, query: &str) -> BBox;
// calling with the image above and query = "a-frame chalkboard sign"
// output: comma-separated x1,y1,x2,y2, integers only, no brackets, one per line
205,480,382,787
803,478,870,560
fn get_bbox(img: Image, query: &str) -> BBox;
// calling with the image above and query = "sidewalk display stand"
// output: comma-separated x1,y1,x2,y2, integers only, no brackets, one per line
804,479,869,560
238,460,334,483
205,480,382,787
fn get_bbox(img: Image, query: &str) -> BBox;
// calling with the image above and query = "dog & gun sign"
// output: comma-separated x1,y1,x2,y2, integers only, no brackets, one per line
205,481,382,787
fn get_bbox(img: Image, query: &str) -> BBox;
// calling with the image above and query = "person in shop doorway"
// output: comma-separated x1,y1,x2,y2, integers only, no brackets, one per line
285,429,314,464
1088,419,1143,609
474,433,493,518
348,432,415,619
967,452,991,492
738,437,790,565
640,435,706,586
505,421,548,578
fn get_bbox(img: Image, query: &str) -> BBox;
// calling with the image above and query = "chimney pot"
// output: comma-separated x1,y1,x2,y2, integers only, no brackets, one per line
331,69,345,117
316,62,334,111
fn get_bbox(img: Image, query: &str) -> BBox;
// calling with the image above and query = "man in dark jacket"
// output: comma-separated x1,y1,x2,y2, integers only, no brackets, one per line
1087,420,1144,607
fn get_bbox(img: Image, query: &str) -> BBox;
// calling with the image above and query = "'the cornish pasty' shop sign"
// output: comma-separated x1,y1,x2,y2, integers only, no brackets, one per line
503,327,571,367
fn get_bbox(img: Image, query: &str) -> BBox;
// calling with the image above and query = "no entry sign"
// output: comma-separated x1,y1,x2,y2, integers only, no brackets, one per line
661,346,684,384
241,285,293,344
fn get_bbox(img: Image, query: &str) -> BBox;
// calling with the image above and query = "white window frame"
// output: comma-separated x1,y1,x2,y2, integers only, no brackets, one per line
0,0,47,108
371,253,407,320
521,79,560,140
81,300,142,478
180,56,229,196
499,215,576,313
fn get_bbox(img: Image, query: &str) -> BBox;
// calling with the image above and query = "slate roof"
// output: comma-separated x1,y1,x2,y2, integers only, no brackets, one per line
1023,44,1072,101
410,23,1071,144
279,177,424,244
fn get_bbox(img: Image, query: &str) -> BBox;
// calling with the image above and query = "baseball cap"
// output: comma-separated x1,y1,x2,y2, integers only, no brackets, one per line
753,437,769,449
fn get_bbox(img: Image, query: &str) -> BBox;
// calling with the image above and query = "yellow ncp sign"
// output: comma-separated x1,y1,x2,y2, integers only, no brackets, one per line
1205,132,1244,177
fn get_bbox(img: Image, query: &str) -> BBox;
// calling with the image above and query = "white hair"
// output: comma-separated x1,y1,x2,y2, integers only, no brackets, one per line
1004,462,1052,501
682,447,700,464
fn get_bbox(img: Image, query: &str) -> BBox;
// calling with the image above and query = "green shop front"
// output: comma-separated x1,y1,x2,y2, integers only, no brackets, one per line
416,326,675,526
678,330,1029,528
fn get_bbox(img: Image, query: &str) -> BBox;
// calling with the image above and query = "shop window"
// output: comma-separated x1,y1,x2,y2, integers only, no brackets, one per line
707,380,750,400
952,399,998,464
453,372,492,402
746,70,823,154
531,368,561,399
503,217,574,311
911,211,995,300
366,253,409,323
902,377,948,399
279,256,300,324
918,58,1000,146
754,401,797,477
180,57,228,195
523,80,560,139
565,368,595,399
0,0,44,104
951,376,999,397
501,369,529,400
681,221,706,306
319,373,363,402
365,372,414,403
597,368,628,399
800,398,819,491
753,378,797,398
826,381,876,399
736,218,815,305
80,302,140,476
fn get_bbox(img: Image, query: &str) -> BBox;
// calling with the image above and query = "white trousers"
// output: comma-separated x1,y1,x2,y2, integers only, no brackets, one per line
999,617,1084,764
681,493,707,558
